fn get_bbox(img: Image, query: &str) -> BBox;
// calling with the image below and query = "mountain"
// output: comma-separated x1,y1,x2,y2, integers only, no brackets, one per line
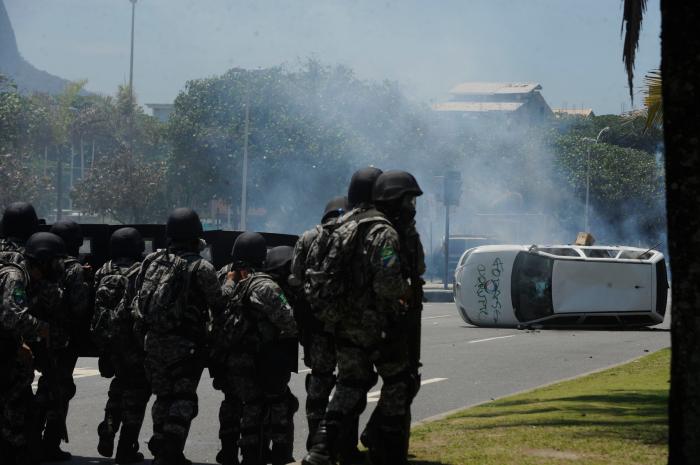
1,0,72,94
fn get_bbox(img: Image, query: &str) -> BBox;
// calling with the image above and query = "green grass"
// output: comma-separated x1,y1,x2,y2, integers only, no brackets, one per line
409,349,670,465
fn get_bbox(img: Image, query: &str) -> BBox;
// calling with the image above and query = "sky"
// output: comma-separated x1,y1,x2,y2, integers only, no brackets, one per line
5,0,661,115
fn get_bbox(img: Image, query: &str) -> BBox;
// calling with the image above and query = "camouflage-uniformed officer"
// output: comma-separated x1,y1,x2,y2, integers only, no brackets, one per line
92,227,149,464
216,232,297,465
0,232,60,465
264,245,301,462
211,257,241,465
133,208,225,465
303,170,424,465
291,196,349,454
0,202,40,265
31,221,91,461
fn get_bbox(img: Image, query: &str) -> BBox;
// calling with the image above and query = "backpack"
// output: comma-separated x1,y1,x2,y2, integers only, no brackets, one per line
90,261,140,345
217,273,270,349
303,209,390,325
134,250,197,334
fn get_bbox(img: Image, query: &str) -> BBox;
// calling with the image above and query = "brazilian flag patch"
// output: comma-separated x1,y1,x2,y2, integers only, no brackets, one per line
12,287,27,307
381,246,397,268
279,293,289,306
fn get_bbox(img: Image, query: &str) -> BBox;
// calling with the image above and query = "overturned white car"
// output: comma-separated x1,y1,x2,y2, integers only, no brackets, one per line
453,244,669,328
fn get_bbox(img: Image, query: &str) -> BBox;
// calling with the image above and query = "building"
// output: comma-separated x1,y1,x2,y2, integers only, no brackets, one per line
553,108,595,118
145,103,174,122
433,82,554,124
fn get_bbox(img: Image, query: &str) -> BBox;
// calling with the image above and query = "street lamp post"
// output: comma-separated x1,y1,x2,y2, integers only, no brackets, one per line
129,0,137,105
582,126,610,231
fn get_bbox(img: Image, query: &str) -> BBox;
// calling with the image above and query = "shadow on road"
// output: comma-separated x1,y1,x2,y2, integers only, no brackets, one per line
68,457,208,465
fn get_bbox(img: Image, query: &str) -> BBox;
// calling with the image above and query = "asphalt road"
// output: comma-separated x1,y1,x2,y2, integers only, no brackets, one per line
55,302,670,464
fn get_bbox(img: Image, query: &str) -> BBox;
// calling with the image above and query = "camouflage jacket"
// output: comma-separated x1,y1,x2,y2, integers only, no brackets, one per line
36,256,90,349
134,248,226,343
0,261,47,345
0,238,26,267
224,272,297,347
290,224,323,286
335,209,410,344
398,220,426,280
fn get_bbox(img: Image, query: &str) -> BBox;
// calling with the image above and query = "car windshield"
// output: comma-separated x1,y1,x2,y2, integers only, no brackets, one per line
511,252,554,322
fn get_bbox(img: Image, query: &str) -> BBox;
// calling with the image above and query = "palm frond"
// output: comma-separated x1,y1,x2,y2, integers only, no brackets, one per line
621,0,647,103
643,69,662,132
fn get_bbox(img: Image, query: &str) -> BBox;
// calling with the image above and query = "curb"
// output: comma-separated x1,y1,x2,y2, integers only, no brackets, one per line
423,288,454,303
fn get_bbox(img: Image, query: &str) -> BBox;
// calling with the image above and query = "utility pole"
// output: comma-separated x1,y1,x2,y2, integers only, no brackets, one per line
582,126,610,232
128,0,137,158
56,152,63,221
239,102,250,230
442,170,462,290
443,203,450,290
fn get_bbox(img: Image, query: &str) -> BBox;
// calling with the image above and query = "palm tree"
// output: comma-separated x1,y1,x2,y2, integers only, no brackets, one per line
643,69,662,132
622,2,700,464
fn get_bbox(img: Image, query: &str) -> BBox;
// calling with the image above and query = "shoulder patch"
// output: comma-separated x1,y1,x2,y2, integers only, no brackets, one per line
381,246,397,268
279,292,289,306
12,286,27,307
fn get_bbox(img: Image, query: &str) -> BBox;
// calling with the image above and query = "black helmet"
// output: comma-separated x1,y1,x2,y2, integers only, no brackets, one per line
322,196,348,223
265,246,294,273
347,167,383,208
24,232,66,262
166,208,204,242
50,220,83,256
231,231,267,268
110,227,145,259
1,202,39,241
373,170,423,202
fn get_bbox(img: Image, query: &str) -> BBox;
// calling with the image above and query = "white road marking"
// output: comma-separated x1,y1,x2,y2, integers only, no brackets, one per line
32,367,101,388
298,368,312,374
468,335,516,344
367,377,448,403
422,314,452,320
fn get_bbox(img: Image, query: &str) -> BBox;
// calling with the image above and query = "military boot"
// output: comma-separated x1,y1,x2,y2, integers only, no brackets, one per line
367,431,408,465
215,436,240,465
337,416,363,465
240,444,264,465
302,422,338,465
306,417,321,451
41,419,71,462
114,423,145,464
270,441,295,465
97,414,120,457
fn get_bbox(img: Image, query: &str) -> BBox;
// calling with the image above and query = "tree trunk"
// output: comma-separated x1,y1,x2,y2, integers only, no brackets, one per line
662,1,700,463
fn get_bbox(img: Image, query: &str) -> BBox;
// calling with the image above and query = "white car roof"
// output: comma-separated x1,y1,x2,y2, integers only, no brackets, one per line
469,244,663,262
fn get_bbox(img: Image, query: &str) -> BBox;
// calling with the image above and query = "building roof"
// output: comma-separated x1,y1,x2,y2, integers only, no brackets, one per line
553,108,595,117
432,101,525,113
449,82,542,96
145,103,174,110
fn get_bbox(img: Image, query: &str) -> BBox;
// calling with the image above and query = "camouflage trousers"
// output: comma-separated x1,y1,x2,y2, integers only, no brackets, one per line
35,347,78,445
102,349,150,435
303,329,336,424
326,330,413,437
224,350,295,451
0,351,35,449
144,333,205,454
